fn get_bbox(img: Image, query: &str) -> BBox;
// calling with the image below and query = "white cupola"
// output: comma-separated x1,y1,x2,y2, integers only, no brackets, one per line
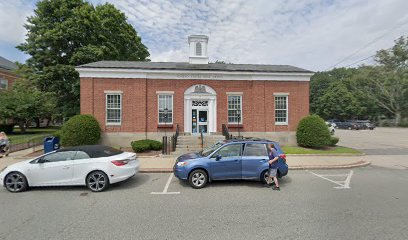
188,35,209,64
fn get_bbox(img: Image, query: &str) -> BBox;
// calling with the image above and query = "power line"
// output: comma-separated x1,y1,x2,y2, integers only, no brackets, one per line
326,17,408,70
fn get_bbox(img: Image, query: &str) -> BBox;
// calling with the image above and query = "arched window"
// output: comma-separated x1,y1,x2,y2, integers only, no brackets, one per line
196,42,202,56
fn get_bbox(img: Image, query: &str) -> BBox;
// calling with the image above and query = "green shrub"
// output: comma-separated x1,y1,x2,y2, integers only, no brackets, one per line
146,139,162,151
329,136,340,146
296,115,331,148
131,139,162,153
52,130,62,139
0,124,15,134
60,115,101,146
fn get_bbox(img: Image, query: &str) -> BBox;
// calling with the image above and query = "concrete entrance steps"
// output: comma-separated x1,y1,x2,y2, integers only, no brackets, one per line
173,135,225,155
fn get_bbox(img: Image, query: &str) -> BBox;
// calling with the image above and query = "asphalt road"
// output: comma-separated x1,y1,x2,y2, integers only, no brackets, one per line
1,166,407,240
1,127,407,240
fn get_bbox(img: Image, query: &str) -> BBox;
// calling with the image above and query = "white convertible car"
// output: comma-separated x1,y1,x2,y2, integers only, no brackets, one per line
0,145,139,193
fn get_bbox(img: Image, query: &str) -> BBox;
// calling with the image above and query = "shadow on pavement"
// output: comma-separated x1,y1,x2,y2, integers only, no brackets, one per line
177,176,293,189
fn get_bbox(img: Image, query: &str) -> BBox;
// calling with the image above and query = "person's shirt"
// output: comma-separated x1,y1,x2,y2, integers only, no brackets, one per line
268,148,279,168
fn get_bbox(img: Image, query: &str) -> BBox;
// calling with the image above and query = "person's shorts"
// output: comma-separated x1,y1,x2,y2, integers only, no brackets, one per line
268,168,277,177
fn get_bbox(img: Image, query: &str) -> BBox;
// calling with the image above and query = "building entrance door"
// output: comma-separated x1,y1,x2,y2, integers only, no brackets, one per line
192,109,208,134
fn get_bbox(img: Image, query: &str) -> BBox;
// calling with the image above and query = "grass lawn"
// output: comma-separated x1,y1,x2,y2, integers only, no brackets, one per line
282,146,362,155
8,127,60,145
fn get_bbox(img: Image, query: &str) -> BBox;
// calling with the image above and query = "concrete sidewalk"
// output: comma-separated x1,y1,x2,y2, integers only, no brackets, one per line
0,147,370,173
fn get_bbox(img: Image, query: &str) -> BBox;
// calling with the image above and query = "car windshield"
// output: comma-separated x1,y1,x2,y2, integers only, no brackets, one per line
201,142,224,157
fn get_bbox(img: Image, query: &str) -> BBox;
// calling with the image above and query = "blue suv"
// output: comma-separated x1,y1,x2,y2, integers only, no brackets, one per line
173,139,288,189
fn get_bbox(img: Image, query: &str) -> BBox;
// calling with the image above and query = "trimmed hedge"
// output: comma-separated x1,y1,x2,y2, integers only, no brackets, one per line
60,115,101,146
296,115,331,148
329,136,340,146
131,139,162,153
0,124,15,134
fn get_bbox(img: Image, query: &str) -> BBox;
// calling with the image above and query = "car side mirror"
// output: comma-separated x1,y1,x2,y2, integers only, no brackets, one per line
215,155,222,161
37,158,46,164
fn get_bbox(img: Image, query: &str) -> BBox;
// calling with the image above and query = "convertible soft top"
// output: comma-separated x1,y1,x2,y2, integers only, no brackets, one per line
57,145,123,158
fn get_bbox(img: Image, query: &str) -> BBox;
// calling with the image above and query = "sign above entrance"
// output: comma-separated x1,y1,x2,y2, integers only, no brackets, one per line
177,73,223,80
192,100,209,107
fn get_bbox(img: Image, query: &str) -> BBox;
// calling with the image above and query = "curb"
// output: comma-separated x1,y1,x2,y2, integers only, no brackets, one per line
140,168,173,173
287,153,365,157
139,161,371,173
289,160,370,170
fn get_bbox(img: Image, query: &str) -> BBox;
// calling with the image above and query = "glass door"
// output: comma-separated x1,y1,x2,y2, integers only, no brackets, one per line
198,110,208,133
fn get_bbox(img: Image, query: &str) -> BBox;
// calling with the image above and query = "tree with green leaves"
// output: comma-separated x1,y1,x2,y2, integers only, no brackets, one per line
310,68,357,115
352,37,408,125
0,78,56,133
17,0,150,118
314,81,365,120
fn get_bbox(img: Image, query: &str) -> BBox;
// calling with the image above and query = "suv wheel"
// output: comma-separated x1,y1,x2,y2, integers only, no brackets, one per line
188,169,208,189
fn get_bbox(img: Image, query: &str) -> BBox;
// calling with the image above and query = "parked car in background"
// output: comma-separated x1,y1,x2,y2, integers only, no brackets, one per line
0,145,139,193
173,139,288,189
335,121,361,130
325,122,335,135
355,120,375,130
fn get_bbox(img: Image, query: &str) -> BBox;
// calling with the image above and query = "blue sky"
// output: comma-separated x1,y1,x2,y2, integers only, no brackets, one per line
1,0,408,71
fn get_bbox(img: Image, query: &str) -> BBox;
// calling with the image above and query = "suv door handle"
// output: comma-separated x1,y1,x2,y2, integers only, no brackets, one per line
62,166,70,170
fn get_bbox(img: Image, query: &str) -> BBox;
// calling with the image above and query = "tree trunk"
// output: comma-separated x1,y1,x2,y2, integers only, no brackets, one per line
46,118,51,127
395,112,401,127
35,118,40,128
18,121,26,133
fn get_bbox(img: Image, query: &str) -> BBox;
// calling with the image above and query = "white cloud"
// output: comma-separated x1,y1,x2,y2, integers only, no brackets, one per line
106,0,408,71
0,0,32,45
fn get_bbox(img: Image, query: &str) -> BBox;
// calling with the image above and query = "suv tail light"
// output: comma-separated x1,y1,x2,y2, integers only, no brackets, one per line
111,160,129,166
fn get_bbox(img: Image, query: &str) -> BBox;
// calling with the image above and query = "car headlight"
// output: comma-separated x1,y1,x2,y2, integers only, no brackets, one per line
177,162,189,167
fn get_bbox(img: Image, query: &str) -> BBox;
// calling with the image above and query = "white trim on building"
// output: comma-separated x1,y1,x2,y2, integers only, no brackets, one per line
76,68,313,81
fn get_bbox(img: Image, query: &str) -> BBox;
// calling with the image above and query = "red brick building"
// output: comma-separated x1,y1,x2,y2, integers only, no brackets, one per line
77,35,313,146
0,56,18,91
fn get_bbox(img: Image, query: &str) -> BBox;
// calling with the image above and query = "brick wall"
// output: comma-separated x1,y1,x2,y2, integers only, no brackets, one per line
80,78,309,133
0,69,18,91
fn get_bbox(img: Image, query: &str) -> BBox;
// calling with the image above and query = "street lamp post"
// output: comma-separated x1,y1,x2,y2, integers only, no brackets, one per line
236,109,241,139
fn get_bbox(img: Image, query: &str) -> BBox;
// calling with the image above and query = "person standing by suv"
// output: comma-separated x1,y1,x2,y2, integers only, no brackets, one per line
266,143,280,191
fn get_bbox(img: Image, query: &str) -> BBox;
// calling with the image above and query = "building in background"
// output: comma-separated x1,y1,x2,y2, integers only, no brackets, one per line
0,56,18,91
77,35,313,146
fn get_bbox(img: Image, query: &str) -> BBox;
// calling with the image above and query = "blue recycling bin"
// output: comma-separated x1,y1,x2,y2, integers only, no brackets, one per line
43,136,60,154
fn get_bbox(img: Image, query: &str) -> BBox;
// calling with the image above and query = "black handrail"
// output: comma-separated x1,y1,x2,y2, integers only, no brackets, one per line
171,124,179,152
222,124,232,140
200,128,204,151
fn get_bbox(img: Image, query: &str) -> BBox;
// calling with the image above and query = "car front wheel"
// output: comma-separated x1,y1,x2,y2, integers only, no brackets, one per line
4,172,28,193
86,171,109,192
188,169,208,189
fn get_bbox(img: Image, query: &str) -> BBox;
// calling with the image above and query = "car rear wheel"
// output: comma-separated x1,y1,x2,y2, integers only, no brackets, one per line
86,171,109,192
261,170,269,183
261,169,282,183
4,172,28,193
188,169,208,189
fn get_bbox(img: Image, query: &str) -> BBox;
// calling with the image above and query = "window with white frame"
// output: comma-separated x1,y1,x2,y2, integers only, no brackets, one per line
0,78,8,90
274,95,288,124
106,94,122,124
196,42,202,56
228,95,242,124
158,94,173,124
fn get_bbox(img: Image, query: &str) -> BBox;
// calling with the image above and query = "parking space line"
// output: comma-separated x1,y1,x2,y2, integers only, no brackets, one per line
308,170,354,189
151,173,180,195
